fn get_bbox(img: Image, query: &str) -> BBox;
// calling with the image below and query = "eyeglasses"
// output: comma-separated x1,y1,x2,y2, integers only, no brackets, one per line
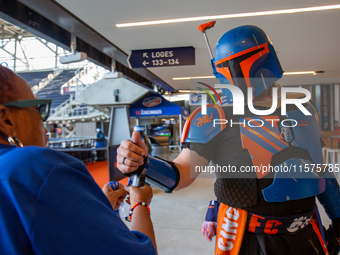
1,99,52,121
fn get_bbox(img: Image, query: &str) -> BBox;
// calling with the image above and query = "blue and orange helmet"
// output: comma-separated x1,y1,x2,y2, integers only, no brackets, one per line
213,25,283,98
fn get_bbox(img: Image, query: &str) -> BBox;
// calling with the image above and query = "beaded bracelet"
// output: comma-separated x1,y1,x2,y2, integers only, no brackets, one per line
128,201,151,222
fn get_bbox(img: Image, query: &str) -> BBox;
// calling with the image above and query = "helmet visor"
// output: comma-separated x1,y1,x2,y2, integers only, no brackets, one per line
215,43,270,96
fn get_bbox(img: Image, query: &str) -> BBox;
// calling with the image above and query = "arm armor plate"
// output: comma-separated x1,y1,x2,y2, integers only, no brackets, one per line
144,155,180,193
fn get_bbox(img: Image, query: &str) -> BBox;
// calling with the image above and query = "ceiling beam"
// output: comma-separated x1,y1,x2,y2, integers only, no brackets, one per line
0,0,174,92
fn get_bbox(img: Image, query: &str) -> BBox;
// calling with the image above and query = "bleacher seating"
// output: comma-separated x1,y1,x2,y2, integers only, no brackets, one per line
49,95,72,109
34,69,77,111
35,69,76,98
17,70,53,88
17,69,77,112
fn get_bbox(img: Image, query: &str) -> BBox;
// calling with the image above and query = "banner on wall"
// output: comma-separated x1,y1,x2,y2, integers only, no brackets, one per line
130,93,183,117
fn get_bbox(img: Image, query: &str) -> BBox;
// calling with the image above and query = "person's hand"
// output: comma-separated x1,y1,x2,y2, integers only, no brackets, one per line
125,185,153,206
117,131,148,175
102,183,127,210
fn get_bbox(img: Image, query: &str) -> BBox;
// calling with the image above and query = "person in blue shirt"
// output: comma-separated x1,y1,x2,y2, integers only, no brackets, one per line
0,65,157,255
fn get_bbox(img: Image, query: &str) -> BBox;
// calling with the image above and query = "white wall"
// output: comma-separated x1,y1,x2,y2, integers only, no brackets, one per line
75,122,96,136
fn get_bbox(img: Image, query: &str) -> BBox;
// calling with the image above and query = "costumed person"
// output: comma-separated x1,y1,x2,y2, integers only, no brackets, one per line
117,23,340,255
0,66,157,255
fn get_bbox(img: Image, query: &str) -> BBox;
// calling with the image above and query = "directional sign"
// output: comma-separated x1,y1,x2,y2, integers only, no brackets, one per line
127,46,195,68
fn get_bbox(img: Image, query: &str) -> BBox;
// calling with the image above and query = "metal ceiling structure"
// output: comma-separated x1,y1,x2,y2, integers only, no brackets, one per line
0,18,32,39
1,0,340,93
0,0,173,93
0,18,37,70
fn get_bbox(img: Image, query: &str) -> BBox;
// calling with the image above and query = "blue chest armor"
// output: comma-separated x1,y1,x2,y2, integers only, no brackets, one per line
182,102,326,202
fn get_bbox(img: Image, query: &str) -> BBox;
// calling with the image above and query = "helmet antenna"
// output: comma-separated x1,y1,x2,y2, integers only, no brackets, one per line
198,21,216,60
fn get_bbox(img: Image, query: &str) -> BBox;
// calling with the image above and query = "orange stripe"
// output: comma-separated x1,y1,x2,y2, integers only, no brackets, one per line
239,43,269,85
246,118,288,147
243,125,283,151
241,133,273,178
215,43,268,65
180,105,205,143
180,114,192,143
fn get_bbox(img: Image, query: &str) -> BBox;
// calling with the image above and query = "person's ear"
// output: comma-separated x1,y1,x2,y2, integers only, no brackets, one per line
0,106,16,138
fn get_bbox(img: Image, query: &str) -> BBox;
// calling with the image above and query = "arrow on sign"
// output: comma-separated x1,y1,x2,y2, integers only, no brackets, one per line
128,46,195,68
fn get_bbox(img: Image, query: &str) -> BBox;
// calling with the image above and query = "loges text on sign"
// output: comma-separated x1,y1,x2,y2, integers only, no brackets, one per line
128,46,195,68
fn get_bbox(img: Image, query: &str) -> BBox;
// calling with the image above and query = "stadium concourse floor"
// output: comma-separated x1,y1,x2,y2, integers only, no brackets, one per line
86,158,332,255
86,158,216,255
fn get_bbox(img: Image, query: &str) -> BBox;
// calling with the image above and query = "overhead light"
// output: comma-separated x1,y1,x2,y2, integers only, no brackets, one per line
116,4,340,27
173,71,320,80
60,34,87,64
164,94,190,101
173,76,215,80
177,89,222,94
103,71,123,79
178,90,192,93
103,59,122,79
283,71,316,75
60,52,87,64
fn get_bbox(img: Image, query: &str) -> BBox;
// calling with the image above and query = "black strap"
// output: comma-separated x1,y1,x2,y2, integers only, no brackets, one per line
123,155,147,177
271,146,313,167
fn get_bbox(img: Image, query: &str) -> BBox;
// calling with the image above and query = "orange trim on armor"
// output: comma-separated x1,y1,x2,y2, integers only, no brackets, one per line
245,118,283,142
240,116,288,178
240,133,273,179
215,204,247,255
180,106,206,143
215,43,269,66
242,125,283,152
240,43,269,99
215,66,234,85
240,43,269,80
180,105,207,143
215,43,270,99
180,114,192,143
180,104,226,143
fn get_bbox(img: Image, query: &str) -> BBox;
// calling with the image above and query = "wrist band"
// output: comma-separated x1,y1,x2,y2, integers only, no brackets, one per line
128,201,151,222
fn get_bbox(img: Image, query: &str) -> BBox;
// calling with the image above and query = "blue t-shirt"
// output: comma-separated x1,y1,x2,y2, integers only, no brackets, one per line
0,144,156,255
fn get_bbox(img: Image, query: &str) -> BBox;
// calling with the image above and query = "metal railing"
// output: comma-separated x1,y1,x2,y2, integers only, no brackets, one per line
74,63,106,94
